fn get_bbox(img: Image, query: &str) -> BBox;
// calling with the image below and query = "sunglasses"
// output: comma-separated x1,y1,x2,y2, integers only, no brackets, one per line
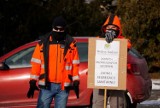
53,27,65,31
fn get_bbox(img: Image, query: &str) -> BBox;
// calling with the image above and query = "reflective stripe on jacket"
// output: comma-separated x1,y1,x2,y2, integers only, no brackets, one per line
30,34,80,90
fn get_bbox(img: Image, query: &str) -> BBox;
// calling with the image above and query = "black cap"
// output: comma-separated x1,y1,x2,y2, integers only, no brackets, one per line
52,16,67,28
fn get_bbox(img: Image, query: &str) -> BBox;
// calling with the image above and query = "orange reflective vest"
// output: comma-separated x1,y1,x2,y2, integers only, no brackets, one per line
30,34,80,90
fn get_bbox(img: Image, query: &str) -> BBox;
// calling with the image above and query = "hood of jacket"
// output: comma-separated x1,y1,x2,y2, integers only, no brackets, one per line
102,14,122,38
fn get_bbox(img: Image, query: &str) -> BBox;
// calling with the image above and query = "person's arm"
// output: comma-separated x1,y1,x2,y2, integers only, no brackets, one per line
27,44,41,98
72,44,80,98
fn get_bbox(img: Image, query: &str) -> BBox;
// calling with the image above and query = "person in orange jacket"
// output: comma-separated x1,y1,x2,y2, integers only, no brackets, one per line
27,16,80,108
92,14,131,108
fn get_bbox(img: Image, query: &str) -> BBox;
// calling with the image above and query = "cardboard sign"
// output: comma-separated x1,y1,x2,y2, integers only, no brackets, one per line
87,37,127,90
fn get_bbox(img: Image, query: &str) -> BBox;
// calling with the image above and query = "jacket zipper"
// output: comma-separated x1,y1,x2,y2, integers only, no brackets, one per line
55,41,58,82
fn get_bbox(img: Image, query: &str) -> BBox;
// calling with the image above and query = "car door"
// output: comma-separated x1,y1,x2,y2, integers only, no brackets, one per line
0,46,39,107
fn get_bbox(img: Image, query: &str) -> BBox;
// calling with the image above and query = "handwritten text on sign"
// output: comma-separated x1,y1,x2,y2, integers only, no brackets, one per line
95,40,120,87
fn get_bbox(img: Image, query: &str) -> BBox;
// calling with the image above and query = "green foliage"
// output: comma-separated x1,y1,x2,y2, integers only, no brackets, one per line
117,0,160,72
0,0,159,73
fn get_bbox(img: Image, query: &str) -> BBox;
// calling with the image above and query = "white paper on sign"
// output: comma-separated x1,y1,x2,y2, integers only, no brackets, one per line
95,40,120,87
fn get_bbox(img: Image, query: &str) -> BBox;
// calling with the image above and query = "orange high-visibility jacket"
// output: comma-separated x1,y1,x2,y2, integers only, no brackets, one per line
30,34,80,90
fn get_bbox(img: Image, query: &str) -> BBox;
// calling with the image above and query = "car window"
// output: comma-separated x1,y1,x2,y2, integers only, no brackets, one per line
4,42,88,69
128,48,143,59
5,47,35,69
77,42,88,62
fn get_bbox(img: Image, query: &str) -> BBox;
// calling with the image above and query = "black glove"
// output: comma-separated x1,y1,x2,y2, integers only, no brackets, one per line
27,80,39,98
105,29,117,43
73,80,80,98
65,86,71,91
73,80,80,86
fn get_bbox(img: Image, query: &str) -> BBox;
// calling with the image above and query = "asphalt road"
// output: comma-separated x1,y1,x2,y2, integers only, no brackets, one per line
137,90,160,108
71,90,160,108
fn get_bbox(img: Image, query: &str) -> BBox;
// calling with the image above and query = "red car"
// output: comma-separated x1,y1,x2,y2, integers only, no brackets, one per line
0,37,151,108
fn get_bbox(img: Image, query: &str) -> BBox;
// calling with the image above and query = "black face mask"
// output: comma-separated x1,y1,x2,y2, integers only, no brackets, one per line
105,29,119,38
52,31,66,41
